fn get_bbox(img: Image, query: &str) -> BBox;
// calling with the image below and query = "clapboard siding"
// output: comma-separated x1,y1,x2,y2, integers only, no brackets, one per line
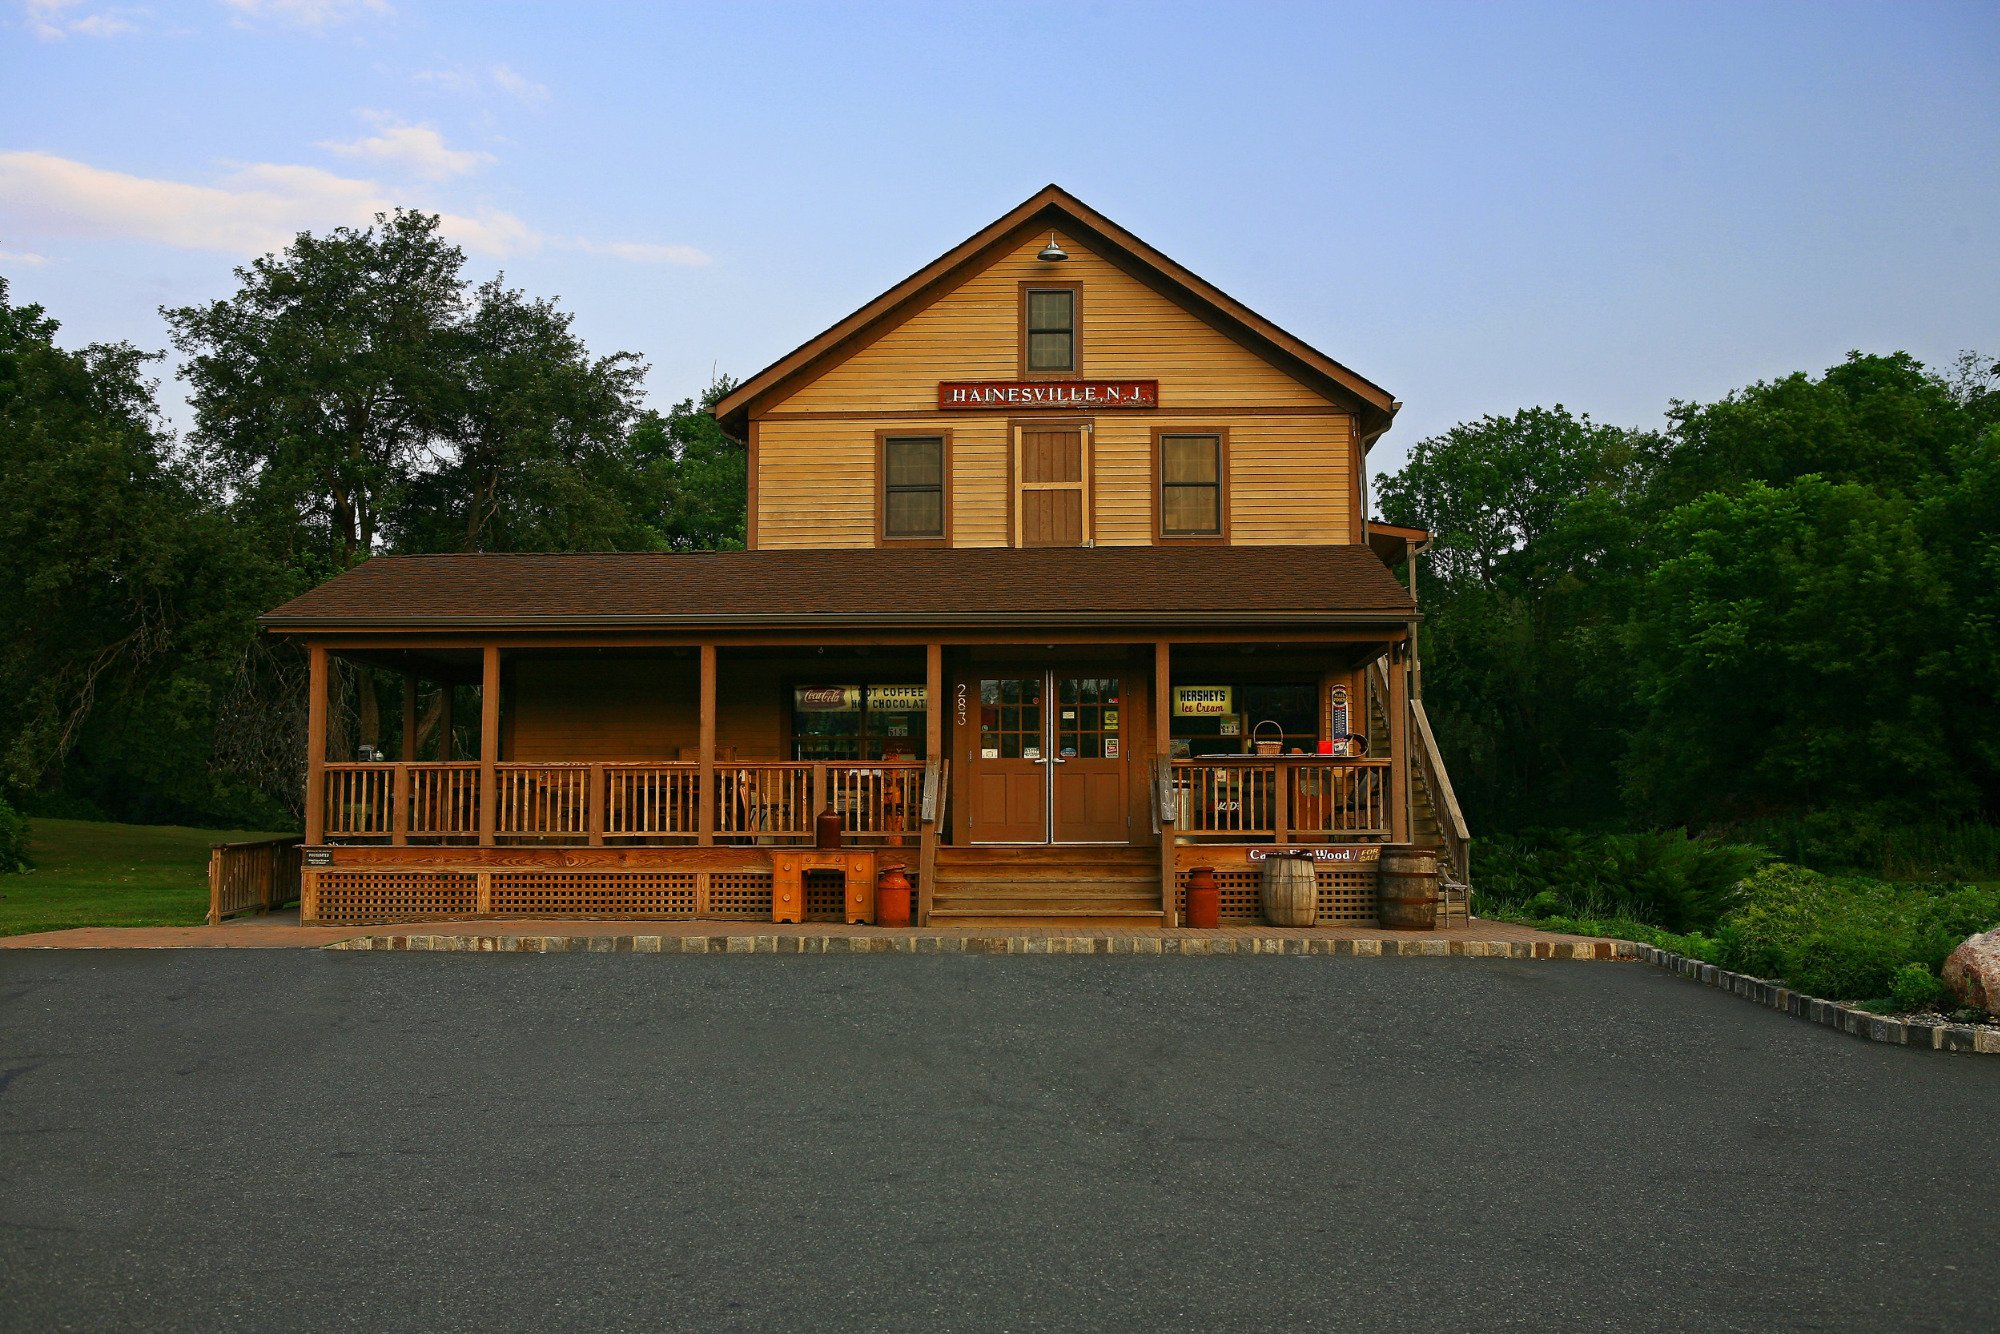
777,232,1326,412
750,228,1364,548
505,658,787,760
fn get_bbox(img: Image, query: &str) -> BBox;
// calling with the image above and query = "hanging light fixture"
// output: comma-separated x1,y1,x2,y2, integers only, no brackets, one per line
1036,231,1068,262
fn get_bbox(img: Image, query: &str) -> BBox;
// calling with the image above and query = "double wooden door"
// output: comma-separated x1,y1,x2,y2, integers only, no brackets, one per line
960,671,1129,844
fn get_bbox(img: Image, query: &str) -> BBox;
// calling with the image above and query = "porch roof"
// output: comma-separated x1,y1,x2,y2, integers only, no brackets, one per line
260,546,1415,632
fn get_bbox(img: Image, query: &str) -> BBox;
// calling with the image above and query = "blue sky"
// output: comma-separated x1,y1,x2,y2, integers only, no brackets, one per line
4,0,1996,474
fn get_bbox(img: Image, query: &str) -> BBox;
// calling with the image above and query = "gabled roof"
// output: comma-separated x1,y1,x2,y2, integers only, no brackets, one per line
259,546,1415,633
713,185,1399,443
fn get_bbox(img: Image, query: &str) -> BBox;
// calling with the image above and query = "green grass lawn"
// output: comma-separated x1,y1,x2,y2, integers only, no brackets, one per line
0,817,296,937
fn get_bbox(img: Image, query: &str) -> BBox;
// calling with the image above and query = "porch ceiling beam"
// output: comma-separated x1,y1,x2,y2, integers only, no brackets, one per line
287,625,1415,653
266,611,1419,632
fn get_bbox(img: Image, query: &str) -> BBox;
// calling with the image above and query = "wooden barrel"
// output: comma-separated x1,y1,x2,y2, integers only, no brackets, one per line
1260,854,1318,927
1377,846,1439,930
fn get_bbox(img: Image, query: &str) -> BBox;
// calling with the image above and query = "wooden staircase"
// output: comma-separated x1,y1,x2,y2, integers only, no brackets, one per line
928,847,1165,927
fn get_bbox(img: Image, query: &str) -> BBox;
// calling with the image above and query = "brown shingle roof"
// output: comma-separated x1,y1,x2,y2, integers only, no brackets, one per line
260,546,1414,631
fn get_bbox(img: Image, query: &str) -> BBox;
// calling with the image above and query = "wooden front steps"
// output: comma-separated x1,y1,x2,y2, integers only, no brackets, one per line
929,846,1165,927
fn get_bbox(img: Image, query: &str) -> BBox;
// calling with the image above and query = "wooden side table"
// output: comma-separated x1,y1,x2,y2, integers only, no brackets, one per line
770,849,877,924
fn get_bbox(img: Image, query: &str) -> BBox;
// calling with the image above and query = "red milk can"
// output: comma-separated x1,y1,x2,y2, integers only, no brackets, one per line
875,863,912,928
1185,866,1221,929
815,802,843,849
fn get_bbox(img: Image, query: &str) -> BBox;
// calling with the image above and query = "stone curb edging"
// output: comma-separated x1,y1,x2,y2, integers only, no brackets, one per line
1632,942,2000,1055
325,931,1634,960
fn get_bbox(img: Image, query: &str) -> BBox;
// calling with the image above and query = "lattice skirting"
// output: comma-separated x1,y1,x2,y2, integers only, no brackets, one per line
1174,867,1379,925
491,872,697,918
310,869,770,924
316,871,477,923
707,871,775,919
804,870,846,921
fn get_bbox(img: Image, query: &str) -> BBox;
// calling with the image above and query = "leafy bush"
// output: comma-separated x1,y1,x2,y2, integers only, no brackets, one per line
1477,829,1769,933
1890,963,1945,1013
1715,863,2000,1002
0,796,30,874
1731,813,2000,883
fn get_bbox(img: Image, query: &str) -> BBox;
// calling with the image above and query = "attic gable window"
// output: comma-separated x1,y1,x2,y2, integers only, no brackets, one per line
1022,284,1078,375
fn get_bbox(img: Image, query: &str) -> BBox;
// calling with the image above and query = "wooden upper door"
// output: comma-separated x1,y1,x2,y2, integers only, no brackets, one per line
1017,426,1087,547
1052,676,1129,843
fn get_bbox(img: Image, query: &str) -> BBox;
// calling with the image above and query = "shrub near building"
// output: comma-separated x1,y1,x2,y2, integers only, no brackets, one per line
1715,863,2000,1006
0,797,30,874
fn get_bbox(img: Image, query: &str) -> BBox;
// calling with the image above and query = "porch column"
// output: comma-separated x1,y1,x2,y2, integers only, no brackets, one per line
697,644,717,846
304,643,328,845
1154,640,1175,927
479,645,501,847
394,674,417,847
1388,639,1411,844
918,641,943,925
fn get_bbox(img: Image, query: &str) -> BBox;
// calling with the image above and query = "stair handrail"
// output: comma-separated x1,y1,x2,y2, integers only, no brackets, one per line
1370,658,1471,892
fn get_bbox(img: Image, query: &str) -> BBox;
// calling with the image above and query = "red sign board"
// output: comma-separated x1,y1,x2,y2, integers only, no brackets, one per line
937,380,1159,411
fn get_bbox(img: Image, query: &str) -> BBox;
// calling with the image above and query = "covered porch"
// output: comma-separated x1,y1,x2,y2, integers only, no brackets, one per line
293,631,1427,927
261,545,1453,928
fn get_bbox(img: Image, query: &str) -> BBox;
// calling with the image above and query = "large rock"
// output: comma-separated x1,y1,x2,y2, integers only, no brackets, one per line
1941,928,2000,1017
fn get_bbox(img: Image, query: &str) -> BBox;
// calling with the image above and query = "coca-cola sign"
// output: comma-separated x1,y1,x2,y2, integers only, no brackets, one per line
793,686,861,712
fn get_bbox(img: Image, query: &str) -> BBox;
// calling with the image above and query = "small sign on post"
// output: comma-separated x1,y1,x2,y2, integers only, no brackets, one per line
920,761,941,823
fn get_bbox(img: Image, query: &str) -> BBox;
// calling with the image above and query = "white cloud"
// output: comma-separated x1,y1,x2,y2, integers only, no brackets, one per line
0,151,707,267
319,115,494,182
220,0,388,29
0,248,51,266
571,238,711,267
488,64,548,104
415,61,550,105
0,150,526,257
23,0,142,39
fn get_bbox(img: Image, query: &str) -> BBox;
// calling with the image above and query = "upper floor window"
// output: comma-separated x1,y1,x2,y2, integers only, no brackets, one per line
1022,284,1078,375
1159,432,1225,538
880,432,948,543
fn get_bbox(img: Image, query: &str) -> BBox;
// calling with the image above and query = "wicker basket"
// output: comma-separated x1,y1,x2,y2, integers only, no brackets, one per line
1251,720,1285,757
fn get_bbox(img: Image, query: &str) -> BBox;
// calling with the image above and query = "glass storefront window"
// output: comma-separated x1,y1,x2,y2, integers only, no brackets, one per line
1169,682,1319,757
792,684,927,761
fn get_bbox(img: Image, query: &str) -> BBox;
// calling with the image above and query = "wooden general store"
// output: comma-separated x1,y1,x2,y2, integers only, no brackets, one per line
259,186,1468,928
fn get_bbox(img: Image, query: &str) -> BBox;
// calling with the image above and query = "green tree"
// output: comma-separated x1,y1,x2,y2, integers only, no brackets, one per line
165,209,465,573
395,277,650,552
165,209,660,565
624,377,747,550
1653,351,1975,507
0,277,289,821
1623,476,1963,825
1376,407,1656,828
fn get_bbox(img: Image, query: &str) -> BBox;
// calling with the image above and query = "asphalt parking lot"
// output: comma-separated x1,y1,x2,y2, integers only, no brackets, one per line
2,950,1996,1332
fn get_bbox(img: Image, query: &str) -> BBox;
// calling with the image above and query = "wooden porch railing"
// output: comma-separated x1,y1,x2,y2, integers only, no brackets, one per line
320,760,926,846
207,836,304,924
1169,758,1391,840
